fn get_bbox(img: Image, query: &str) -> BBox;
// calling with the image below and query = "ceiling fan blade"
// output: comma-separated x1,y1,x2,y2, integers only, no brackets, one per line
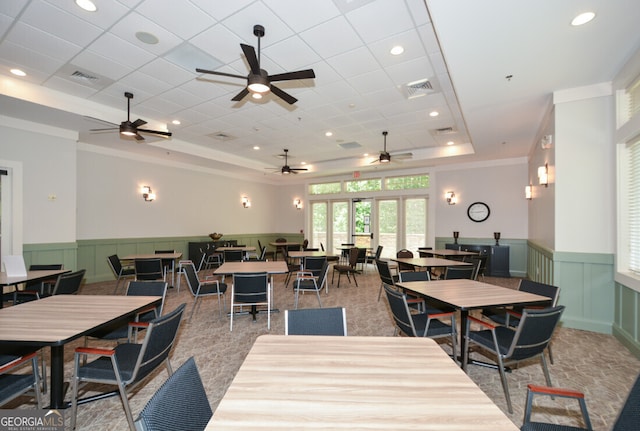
270,85,297,105
268,69,316,82
290,168,308,171
241,43,261,75
196,68,246,80
392,152,413,159
231,88,250,102
131,119,147,128
84,115,118,126
137,129,172,138
89,127,118,132
134,133,145,141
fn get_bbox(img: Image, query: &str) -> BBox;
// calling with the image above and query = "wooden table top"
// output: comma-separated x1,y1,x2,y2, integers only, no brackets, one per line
268,242,300,247
390,257,472,268
121,252,182,260
288,250,329,258
0,295,161,345
395,279,550,310
206,335,518,430
214,261,289,275
422,249,479,257
216,246,256,252
0,269,69,286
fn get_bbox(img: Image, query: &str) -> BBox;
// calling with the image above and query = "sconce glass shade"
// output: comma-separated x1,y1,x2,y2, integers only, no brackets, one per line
525,184,532,200
445,191,457,205
242,197,251,208
294,199,302,210
538,163,548,187
142,186,154,201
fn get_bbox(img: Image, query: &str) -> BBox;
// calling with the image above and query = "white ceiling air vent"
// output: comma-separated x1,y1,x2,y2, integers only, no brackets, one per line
207,132,236,141
434,127,455,135
338,141,361,150
70,70,99,84
404,78,434,99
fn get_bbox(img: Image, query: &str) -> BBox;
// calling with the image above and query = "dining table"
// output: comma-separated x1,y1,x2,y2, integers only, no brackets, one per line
390,256,472,273
0,294,161,408
395,279,551,369
216,246,257,260
205,334,518,430
121,252,182,287
420,248,478,258
0,269,70,308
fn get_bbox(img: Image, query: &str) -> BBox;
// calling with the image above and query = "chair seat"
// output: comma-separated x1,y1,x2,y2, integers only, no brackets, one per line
197,281,228,295
411,313,456,337
521,423,587,431
78,344,142,382
468,326,515,356
0,374,36,402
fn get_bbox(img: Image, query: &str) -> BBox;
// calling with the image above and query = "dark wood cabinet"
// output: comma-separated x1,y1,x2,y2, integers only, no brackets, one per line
445,243,510,277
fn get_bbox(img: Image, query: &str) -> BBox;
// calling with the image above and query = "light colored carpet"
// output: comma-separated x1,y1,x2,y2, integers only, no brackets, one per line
6,267,640,430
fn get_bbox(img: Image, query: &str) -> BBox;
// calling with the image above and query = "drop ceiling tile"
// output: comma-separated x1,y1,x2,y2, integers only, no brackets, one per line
346,69,394,94
190,24,245,64
326,46,379,79
301,16,362,59
7,22,82,64
187,0,254,21
139,58,195,86
110,12,184,56
385,57,434,87
263,36,321,70
137,0,215,40
180,78,232,101
0,1,28,17
42,0,130,30
73,49,133,81
406,0,430,26
87,32,155,69
118,71,173,97
0,13,13,38
221,2,293,48
262,0,341,32
345,0,414,44
142,95,184,115
21,0,103,47
368,29,425,67
45,75,100,98
0,40,64,75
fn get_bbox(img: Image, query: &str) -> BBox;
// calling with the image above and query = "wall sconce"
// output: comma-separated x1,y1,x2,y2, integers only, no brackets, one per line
525,184,532,200
445,191,457,205
293,198,302,210
141,186,155,201
538,163,549,187
242,196,251,208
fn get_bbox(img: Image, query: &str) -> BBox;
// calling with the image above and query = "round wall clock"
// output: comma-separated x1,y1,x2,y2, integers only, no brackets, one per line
467,202,490,222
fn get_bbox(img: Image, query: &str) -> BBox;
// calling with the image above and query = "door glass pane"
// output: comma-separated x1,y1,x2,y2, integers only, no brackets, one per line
353,200,372,249
311,202,327,250
378,200,398,258
405,198,427,251
332,201,349,251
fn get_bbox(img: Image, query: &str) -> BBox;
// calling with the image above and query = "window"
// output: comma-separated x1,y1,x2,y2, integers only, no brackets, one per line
385,175,429,190
628,138,640,273
405,198,427,251
309,182,341,195
311,202,327,250
345,179,381,192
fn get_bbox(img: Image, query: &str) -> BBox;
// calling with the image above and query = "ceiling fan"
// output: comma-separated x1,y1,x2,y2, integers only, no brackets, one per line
89,92,172,141
371,131,412,164
268,149,308,175
196,24,316,105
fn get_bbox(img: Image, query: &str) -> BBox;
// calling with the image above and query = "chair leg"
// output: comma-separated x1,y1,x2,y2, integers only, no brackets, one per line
377,282,384,301
540,354,553,387
352,272,358,287
189,297,200,322
496,355,513,414
547,344,554,364
315,289,322,308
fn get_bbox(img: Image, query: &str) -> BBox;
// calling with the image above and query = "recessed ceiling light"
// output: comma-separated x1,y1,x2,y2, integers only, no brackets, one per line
171,120,181,125
325,131,333,137
390,45,404,55
301,162,307,165
447,141,454,146
75,0,97,12
136,31,159,45
429,111,439,117
363,153,369,157
10,68,26,76
253,146,260,150
571,12,595,26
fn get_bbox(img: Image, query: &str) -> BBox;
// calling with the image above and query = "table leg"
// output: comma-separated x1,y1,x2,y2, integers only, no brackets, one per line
50,345,67,409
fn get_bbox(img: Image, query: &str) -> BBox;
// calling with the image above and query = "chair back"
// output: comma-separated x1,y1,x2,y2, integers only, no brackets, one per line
26,263,64,292
347,247,359,268
467,254,488,278
259,245,267,260
302,239,309,250
232,272,269,305
182,262,201,296
107,255,124,275
375,259,395,286
417,247,433,257
506,306,564,361
126,281,168,317
302,256,326,277
135,258,164,281
132,303,186,385
315,260,330,291
223,249,244,262
373,245,383,260
383,284,417,337
285,307,347,336
396,249,414,271
398,270,430,282
52,269,85,295
135,357,212,431
519,280,560,306
613,373,640,430
356,247,367,265
443,265,475,280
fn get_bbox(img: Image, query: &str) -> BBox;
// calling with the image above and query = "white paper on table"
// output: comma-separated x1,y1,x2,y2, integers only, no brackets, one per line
2,255,27,277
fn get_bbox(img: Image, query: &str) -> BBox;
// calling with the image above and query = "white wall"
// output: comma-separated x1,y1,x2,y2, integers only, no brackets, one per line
76,147,305,239
554,84,615,253
434,160,528,240
0,119,77,244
